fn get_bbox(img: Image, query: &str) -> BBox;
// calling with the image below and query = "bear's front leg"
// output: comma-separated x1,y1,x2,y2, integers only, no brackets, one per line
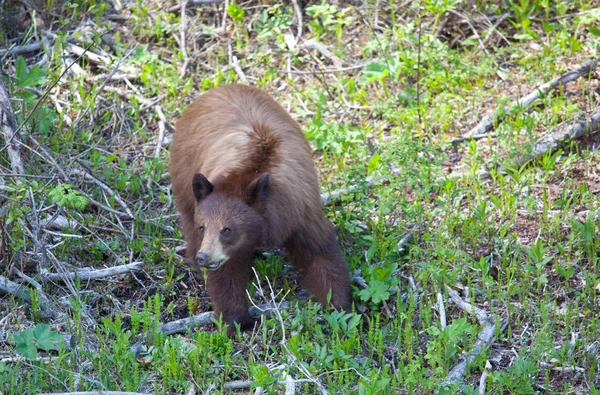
205,259,254,337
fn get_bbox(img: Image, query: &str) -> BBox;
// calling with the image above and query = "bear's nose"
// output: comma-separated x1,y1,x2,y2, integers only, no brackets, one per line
195,252,211,267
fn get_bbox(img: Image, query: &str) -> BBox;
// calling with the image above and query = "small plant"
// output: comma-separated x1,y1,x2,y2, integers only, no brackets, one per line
12,324,63,360
358,263,399,306
48,184,89,210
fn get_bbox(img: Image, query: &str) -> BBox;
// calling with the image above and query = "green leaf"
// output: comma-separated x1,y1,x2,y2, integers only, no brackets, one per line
358,279,390,304
15,56,46,88
367,153,381,174
33,323,62,351
13,328,37,360
588,26,600,36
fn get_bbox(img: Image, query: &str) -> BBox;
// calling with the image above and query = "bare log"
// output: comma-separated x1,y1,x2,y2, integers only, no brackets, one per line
460,59,597,140
42,261,144,283
158,301,290,335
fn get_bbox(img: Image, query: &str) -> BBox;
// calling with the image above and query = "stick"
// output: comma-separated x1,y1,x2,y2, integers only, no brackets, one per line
157,301,290,335
153,106,169,158
443,318,508,386
497,109,600,172
167,0,224,13
42,262,144,282
224,381,251,390
446,286,488,325
290,0,303,39
40,215,81,232
71,168,134,218
286,63,367,75
0,79,25,177
397,231,414,252
320,175,385,205
180,0,190,78
437,292,447,329
442,286,509,387
0,275,60,320
0,41,43,57
459,60,598,140
37,392,150,395
231,56,248,84
478,361,491,395
85,73,139,84
301,39,343,68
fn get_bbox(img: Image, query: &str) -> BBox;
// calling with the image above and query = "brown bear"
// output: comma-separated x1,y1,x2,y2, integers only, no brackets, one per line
169,83,352,336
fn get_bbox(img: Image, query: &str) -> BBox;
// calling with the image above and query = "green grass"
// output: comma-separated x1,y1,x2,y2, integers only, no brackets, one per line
1,0,600,393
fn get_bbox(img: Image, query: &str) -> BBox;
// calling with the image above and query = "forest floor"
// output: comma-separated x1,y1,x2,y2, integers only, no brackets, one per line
0,0,600,394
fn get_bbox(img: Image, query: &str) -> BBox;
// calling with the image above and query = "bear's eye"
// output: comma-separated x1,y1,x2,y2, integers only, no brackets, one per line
221,227,232,236
199,225,205,232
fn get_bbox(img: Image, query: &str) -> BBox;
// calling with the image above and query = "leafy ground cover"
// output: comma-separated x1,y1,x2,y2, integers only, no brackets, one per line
0,0,599,393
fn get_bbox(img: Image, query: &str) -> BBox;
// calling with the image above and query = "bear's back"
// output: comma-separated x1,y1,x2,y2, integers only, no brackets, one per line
170,84,323,244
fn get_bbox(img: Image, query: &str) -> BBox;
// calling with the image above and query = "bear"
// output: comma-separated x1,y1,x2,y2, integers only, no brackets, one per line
169,83,352,336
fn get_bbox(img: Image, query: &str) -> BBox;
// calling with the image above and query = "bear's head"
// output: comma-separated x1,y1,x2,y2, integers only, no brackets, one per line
190,172,269,270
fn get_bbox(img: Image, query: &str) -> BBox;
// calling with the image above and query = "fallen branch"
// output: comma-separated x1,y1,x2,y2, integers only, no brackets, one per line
224,380,251,390
0,41,43,57
286,63,367,75
479,361,492,395
85,73,139,84
0,78,25,177
71,168,134,218
231,56,248,84
40,215,81,231
290,0,303,39
397,231,415,253
320,172,397,205
167,0,224,12
0,275,61,320
442,286,509,387
301,39,343,68
100,86,156,108
42,261,144,283
157,301,290,335
458,59,598,141
497,109,600,173
437,292,447,329
38,392,150,395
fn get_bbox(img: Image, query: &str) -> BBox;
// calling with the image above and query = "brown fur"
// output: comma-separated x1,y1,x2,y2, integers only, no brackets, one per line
170,84,351,336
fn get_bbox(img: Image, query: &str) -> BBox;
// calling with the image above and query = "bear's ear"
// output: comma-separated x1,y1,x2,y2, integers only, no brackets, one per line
192,173,213,202
247,172,269,206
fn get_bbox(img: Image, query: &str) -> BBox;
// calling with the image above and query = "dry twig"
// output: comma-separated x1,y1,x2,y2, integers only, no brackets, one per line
0,79,25,177
301,39,343,68
0,275,61,320
71,168,134,218
157,301,291,335
496,109,600,173
38,392,150,395
442,286,509,387
42,262,144,283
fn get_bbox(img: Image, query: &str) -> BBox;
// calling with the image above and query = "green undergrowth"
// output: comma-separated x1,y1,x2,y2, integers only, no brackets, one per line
1,0,600,393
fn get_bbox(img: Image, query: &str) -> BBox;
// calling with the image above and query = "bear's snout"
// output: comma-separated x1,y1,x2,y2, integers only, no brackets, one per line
195,251,223,270
195,251,211,266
